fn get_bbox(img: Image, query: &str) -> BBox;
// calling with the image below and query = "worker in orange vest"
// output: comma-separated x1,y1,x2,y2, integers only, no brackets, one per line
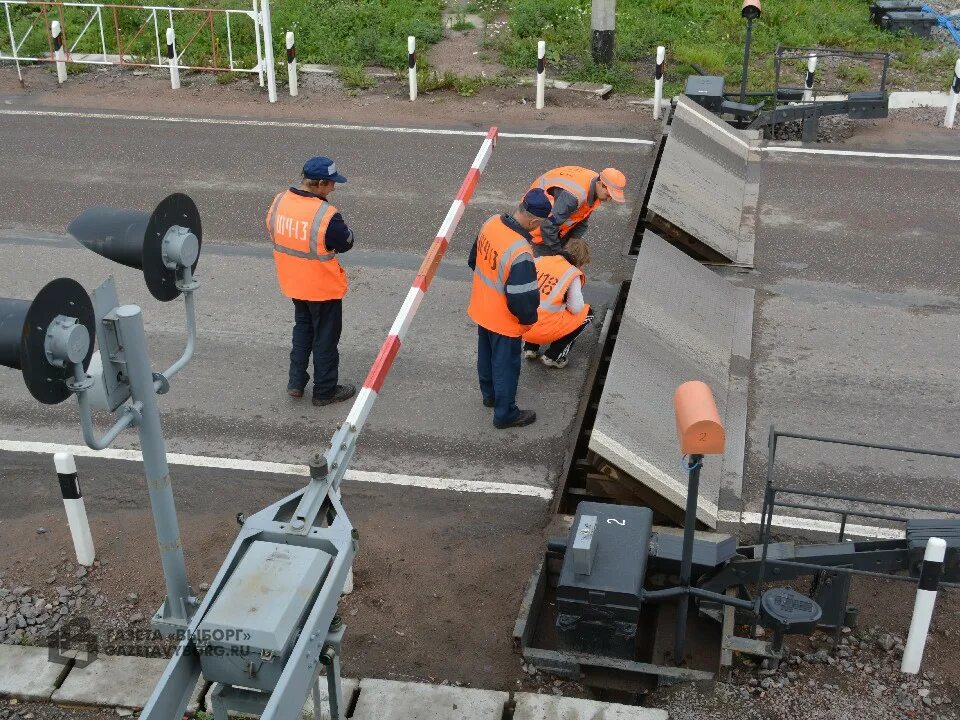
467,189,552,429
528,166,626,254
522,238,594,369
267,156,356,407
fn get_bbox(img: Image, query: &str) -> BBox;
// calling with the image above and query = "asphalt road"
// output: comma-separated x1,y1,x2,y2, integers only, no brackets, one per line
0,93,661,691
0,105,655,492
725,140,960,527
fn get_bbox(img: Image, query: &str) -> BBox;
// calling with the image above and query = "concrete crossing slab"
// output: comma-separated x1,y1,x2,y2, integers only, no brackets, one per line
51,654,204,710
589,233,754,528
0,644,70,701
351,678,508,720
514,693,670,720
647,96,760,266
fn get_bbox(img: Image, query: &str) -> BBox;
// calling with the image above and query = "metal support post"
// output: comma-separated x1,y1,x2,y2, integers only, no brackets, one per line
674,453,703,665
286,31,297,97
321,633,344,720
902,536,946,674
114,305,193,630
52,20,67,84
739,17,754,104
166,27,179,90
945,57,960,129
260,0,277,102
54,453,95,566
803,53,817,101
590,0,615,66
408,36,417,101
653,45,665,119
5,2,22,83
535,40,545,109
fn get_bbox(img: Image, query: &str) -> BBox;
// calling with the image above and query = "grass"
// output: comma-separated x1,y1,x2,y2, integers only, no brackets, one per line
1,0,444,74
3,0,954,96
451,10,476,31
495,0,959,94
338,64,375,89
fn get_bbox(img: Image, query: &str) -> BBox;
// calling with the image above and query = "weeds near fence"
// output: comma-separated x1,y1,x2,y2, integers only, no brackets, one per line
495,0,957,94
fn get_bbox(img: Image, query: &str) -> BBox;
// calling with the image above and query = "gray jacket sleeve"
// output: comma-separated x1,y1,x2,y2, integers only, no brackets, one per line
539,189,581,253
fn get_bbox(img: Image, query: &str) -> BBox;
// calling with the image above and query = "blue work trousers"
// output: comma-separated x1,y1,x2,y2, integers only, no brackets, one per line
477,325,523,426
288,299,342,399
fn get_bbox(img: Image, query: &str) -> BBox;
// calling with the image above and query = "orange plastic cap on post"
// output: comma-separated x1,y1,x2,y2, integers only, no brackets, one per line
673,381,726,455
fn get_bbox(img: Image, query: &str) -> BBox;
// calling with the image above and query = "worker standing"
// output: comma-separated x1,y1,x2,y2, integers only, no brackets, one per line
467,189,552,429
528,166,627,254
522,238,594,369
267,156,356,407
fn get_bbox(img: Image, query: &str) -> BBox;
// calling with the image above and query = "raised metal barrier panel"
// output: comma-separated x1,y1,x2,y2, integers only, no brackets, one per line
647,96,760,266
588,233,754,528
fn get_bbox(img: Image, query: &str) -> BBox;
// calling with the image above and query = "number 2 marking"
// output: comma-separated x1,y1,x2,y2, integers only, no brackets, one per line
606,518,626,526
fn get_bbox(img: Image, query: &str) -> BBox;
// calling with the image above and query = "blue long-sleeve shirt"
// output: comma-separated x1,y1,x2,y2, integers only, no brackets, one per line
289,187,354,253
468,214,539,326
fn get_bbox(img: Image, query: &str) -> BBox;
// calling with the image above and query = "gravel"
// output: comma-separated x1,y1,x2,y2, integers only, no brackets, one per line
653,625,960,720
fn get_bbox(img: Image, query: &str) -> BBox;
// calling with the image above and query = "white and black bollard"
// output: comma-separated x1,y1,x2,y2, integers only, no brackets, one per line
285,31,297,97
54,453,95,567
166,27,180,90
408,35,417,102
653,45,665,120
944,58,960,129
536,40,546,110
803,54,817,102
901,536,946,674
51,20,67,84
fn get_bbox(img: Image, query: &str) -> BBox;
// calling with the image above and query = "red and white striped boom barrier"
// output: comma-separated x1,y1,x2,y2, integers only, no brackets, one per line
348,126,498,430
289,127,499,532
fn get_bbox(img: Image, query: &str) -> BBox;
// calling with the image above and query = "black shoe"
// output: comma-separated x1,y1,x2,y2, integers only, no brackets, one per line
287,388,304,399
483,398,495,408
312,384,356,406
494,409,537,429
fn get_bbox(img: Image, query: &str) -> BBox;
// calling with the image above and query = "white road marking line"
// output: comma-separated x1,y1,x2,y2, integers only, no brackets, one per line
0,439,554,500
0,439,912,536
763,146,960,162
0,109,653,145
718,509,903,540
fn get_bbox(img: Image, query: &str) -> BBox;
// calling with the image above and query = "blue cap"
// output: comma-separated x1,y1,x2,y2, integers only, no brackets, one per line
521,188,552,219
303,156,347,183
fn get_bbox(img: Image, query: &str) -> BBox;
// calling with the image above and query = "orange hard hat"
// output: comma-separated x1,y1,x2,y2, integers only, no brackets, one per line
599,168,626,203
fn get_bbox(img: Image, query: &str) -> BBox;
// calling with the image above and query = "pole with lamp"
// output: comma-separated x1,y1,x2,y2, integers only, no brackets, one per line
739,0,761,104
672,380,726,664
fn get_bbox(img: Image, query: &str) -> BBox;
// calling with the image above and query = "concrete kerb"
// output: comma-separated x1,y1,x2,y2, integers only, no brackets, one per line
0,644,71,701
513,693,670,720
300,63,614,98
51,654,205,711
351,679,509,720
0,648,676,720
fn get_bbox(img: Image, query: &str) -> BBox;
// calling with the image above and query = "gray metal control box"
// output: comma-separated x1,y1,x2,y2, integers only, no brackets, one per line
556,502,653,659
196,541,332,691
683,75,726,114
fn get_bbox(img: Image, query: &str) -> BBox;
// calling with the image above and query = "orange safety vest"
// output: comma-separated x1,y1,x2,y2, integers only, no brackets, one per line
528,166,601,245
467,215,535,337
522,254,590,345
267,190,348,302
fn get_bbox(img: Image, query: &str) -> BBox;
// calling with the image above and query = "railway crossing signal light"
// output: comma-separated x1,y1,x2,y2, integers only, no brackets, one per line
68,193,202,302
0,278,95,404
